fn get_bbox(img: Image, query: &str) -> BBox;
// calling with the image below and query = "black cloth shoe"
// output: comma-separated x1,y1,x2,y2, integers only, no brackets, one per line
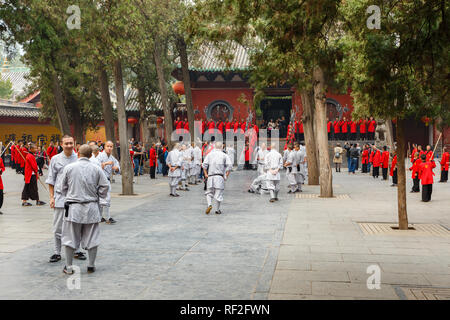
0,211,3,215
63,266,74,275
36,201,46,206
215,210,222,215
275,198,279,201
74,252,87,260
270,198,275,203
288,190,293,194
87,266,96,273
106,218,117,224
248,189,255,193
49,254,61,263
101,217,106,223
22,202,32,206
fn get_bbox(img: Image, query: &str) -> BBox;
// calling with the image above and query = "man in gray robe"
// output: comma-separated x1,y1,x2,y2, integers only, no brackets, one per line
265,143,284,202
294,142,307,192
202,142,232,215
96,141,120,224
167,143,182,197
284,143,298,193
192,143,202,184
46,135,86,263
56,145,109,274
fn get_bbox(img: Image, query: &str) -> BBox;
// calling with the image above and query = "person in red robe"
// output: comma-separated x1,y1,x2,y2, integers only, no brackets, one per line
390,152,398,186
21,143,45,206
367,117,377,140
380,146,390,180
47,141,58,163
333,117,341,140
294,120,299,142
327,118,332,140
240,119,246,133
361,145,369,173
358,119,366,141
410,144,418,163
149,143,157,179
418,154,436,202
233,120,239,133
174,116,183,135
409,152,422,192
0,156,5,214
207,118,215,135
10,143,16,170
425,145,434,161
183,118,189,132
341,117,349,141
439,146,449,183
350,119,357,141
225,120,232,139
372,146,381,178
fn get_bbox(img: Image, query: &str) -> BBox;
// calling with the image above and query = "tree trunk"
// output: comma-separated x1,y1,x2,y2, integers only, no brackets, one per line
300,89,319,185
71,101,84,144
177,37,195,143
98,65,118,158
313,66,333,197
154,40,174,149
385,117,395,152
113,59,134,195
51,73,71,135
396,119,408,230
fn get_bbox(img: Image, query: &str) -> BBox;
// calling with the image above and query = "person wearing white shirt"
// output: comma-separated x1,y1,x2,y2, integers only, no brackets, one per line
265,143,284,202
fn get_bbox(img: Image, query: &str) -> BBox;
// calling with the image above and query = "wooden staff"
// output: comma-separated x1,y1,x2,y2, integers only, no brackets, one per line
431,132,443,158
0,141,13,157
13,143,50,195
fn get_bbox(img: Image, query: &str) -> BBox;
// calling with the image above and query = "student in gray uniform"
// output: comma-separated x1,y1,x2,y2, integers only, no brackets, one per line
46,135,86,263
96,141,120,224
284,143,298,193
294,142,307,192
202,142,232,215
265,143,284,202
192,143,202,184
167,143,182,197
56,145,109,274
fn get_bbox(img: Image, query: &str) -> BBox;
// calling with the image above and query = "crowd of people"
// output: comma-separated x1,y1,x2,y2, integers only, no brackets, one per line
333,142,449,202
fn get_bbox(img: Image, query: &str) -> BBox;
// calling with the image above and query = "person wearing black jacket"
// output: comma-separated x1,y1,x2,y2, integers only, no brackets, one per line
348,144,359,174
344,142,351,170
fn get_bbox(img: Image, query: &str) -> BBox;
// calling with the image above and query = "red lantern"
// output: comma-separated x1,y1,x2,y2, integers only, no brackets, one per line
172,81,185,95
127,117,138,125
157,117,163,124
421,116,431,126
392,118,397,124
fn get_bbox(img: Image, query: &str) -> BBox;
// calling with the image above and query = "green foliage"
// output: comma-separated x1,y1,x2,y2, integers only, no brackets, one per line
339,0,449,126
0,76,13,99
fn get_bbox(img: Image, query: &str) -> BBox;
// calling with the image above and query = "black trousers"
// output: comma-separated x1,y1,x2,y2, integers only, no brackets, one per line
362,163,368,173
244,160,251,170
350,133,356,140
373,166,379,178
392,169,398,185
22,175,39,201
368,132,375,140
422,184,432,202
150,165,156,179
328,132,331,140
412,177,420,192
440,170,448,182
11,160,16,169
382,167,388,180
360,133,366,140
299,133,304,141
0,189,3,209
341,132,348,141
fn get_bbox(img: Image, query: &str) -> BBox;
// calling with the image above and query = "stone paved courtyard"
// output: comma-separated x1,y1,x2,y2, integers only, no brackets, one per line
0,165,449,300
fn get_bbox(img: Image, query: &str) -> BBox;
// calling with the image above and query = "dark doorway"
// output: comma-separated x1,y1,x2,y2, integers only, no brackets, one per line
393,117,429,148
260,96,292,122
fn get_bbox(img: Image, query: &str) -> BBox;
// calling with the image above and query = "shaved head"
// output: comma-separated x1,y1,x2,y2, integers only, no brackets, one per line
78,144,92,158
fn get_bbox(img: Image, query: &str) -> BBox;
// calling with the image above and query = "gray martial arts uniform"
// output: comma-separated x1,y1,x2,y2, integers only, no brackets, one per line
45,151,78,255
202,148,232,210
192,146,202,182
249,174,269,194
166,149,182,195
295,148,307,190
96,151,120,220
257,148,269,176
265,149,284,199
56,157,109,269
286,150,299,192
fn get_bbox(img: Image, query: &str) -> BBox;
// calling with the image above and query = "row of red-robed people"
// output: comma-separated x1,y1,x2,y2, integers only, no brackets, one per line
174,119,259,135
327,118,377,135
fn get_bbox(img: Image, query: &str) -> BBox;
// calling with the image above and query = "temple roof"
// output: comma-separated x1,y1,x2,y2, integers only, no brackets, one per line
0,99,40,118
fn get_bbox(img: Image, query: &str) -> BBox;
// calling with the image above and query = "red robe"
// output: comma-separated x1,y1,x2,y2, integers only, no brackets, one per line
233,122,239,132
372,150,381,167
362,150,369,164
359,120,366,133
369,151,375,164
24,152,38,184
225,121,232,132
47,146,58,161
0,158,5,190
425,150,434,162
240,122,246,132
294,121,299,133
327,121,332,133
341,121,348,133
409,159,422,179
298,122,304,134
333,120,341,133
183,121,189,131
217,121,224,134
390,155,397,176
418,160,436,185
368,120,377,133
149,148,157,167
208,121,215,134
350,121,357,133
410,148,417,163
380,151,389,168
441,152,449,171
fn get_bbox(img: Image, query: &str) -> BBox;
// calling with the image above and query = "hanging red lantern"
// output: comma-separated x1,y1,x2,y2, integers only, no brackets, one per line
392,118,397,124
172,81,185,95
127,117,138,125
421,116,431,126
157,117,163,124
